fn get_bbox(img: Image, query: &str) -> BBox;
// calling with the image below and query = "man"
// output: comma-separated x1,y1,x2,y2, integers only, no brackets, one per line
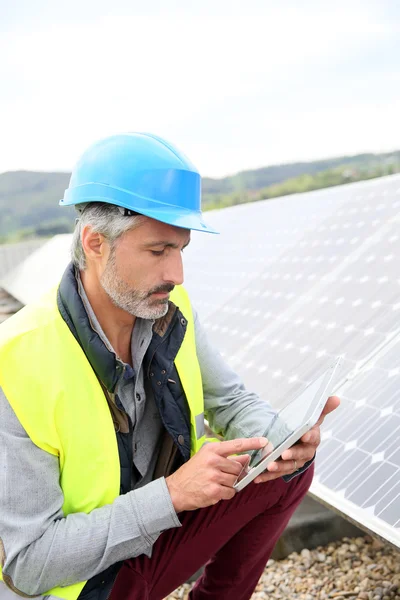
0,133,339,600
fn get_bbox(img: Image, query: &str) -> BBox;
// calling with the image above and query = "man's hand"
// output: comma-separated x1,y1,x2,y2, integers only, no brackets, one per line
253,395,341,484
165,437,268,513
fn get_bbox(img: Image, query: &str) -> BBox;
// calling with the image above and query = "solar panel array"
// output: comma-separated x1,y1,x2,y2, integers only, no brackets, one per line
0,234,72,305
1,174,399,546
0,239,44,279
184,174,400,547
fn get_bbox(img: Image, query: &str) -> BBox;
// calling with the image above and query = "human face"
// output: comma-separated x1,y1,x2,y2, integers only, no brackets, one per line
100,217,190,319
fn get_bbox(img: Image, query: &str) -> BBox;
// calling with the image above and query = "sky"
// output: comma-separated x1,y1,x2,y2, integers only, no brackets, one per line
0,0,399,178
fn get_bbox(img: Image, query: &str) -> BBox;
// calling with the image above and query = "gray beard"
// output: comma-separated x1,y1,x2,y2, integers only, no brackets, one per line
100,253,170,320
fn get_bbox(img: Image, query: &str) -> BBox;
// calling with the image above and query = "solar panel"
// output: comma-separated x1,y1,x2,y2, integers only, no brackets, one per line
313,337,400,546
0,239,45,279
188,176,400,389
184,174,400,547
187,194,346,318
0,234,72,305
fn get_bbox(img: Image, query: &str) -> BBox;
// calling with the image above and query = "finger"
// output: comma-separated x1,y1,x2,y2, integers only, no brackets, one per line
266,458,305,475
213,437,269,457
218,471,242,487
253,471,282,484
320,395,340,421
219,486,237,501
300,424,321,445
314,396,341,429
293,398,340,453
228,454,251,468
280,443,316,462
216,456,246,476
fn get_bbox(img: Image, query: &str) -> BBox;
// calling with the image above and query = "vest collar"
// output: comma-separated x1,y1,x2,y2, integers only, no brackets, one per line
57,263,180,393
57,263,120,392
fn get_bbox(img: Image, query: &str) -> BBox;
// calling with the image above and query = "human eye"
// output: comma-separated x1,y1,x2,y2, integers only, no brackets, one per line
150,249,165,256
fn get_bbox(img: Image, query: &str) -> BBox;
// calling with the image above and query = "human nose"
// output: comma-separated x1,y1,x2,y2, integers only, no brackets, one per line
163,250,184,286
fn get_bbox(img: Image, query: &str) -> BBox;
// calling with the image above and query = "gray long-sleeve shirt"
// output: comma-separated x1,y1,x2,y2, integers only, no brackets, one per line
0,300,280,597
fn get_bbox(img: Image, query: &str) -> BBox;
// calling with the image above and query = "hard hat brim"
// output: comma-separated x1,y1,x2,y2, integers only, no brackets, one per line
60,184,219,234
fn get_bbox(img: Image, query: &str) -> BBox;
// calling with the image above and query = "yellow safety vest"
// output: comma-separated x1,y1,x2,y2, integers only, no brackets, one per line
0,284,205,600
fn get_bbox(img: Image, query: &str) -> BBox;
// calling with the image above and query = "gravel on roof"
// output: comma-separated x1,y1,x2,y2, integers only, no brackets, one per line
166,536,400,600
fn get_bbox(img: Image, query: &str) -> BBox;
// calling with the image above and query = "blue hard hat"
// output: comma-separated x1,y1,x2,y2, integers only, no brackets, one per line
60,132,218,234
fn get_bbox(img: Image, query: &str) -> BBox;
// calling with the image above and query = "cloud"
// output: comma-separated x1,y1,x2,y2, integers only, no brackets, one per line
0,1,399,175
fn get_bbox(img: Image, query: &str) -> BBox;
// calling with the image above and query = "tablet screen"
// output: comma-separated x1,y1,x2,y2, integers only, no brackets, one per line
249,367,334,469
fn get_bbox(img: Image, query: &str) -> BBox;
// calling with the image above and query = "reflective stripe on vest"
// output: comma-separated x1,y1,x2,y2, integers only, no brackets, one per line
0,284,204,600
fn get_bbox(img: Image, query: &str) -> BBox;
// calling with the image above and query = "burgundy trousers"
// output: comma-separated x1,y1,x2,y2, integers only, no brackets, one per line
109,463,314,600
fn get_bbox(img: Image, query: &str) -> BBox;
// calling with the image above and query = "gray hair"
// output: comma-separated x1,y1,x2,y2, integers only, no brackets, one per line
71,203,144,270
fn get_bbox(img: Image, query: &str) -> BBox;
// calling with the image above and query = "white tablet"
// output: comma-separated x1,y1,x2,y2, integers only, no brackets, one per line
234,356,343,491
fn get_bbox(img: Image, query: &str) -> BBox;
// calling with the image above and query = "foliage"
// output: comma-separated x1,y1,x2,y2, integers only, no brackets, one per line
0,171,74,240
202,155,400,211
201,151,400,196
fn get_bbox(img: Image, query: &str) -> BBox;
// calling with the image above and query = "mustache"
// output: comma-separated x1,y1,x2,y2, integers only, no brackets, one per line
148,284,175,296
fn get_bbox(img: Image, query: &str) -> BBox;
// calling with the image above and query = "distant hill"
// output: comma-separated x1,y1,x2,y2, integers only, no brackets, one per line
201,151,400,195
1,150,399,241
0,171,73,240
